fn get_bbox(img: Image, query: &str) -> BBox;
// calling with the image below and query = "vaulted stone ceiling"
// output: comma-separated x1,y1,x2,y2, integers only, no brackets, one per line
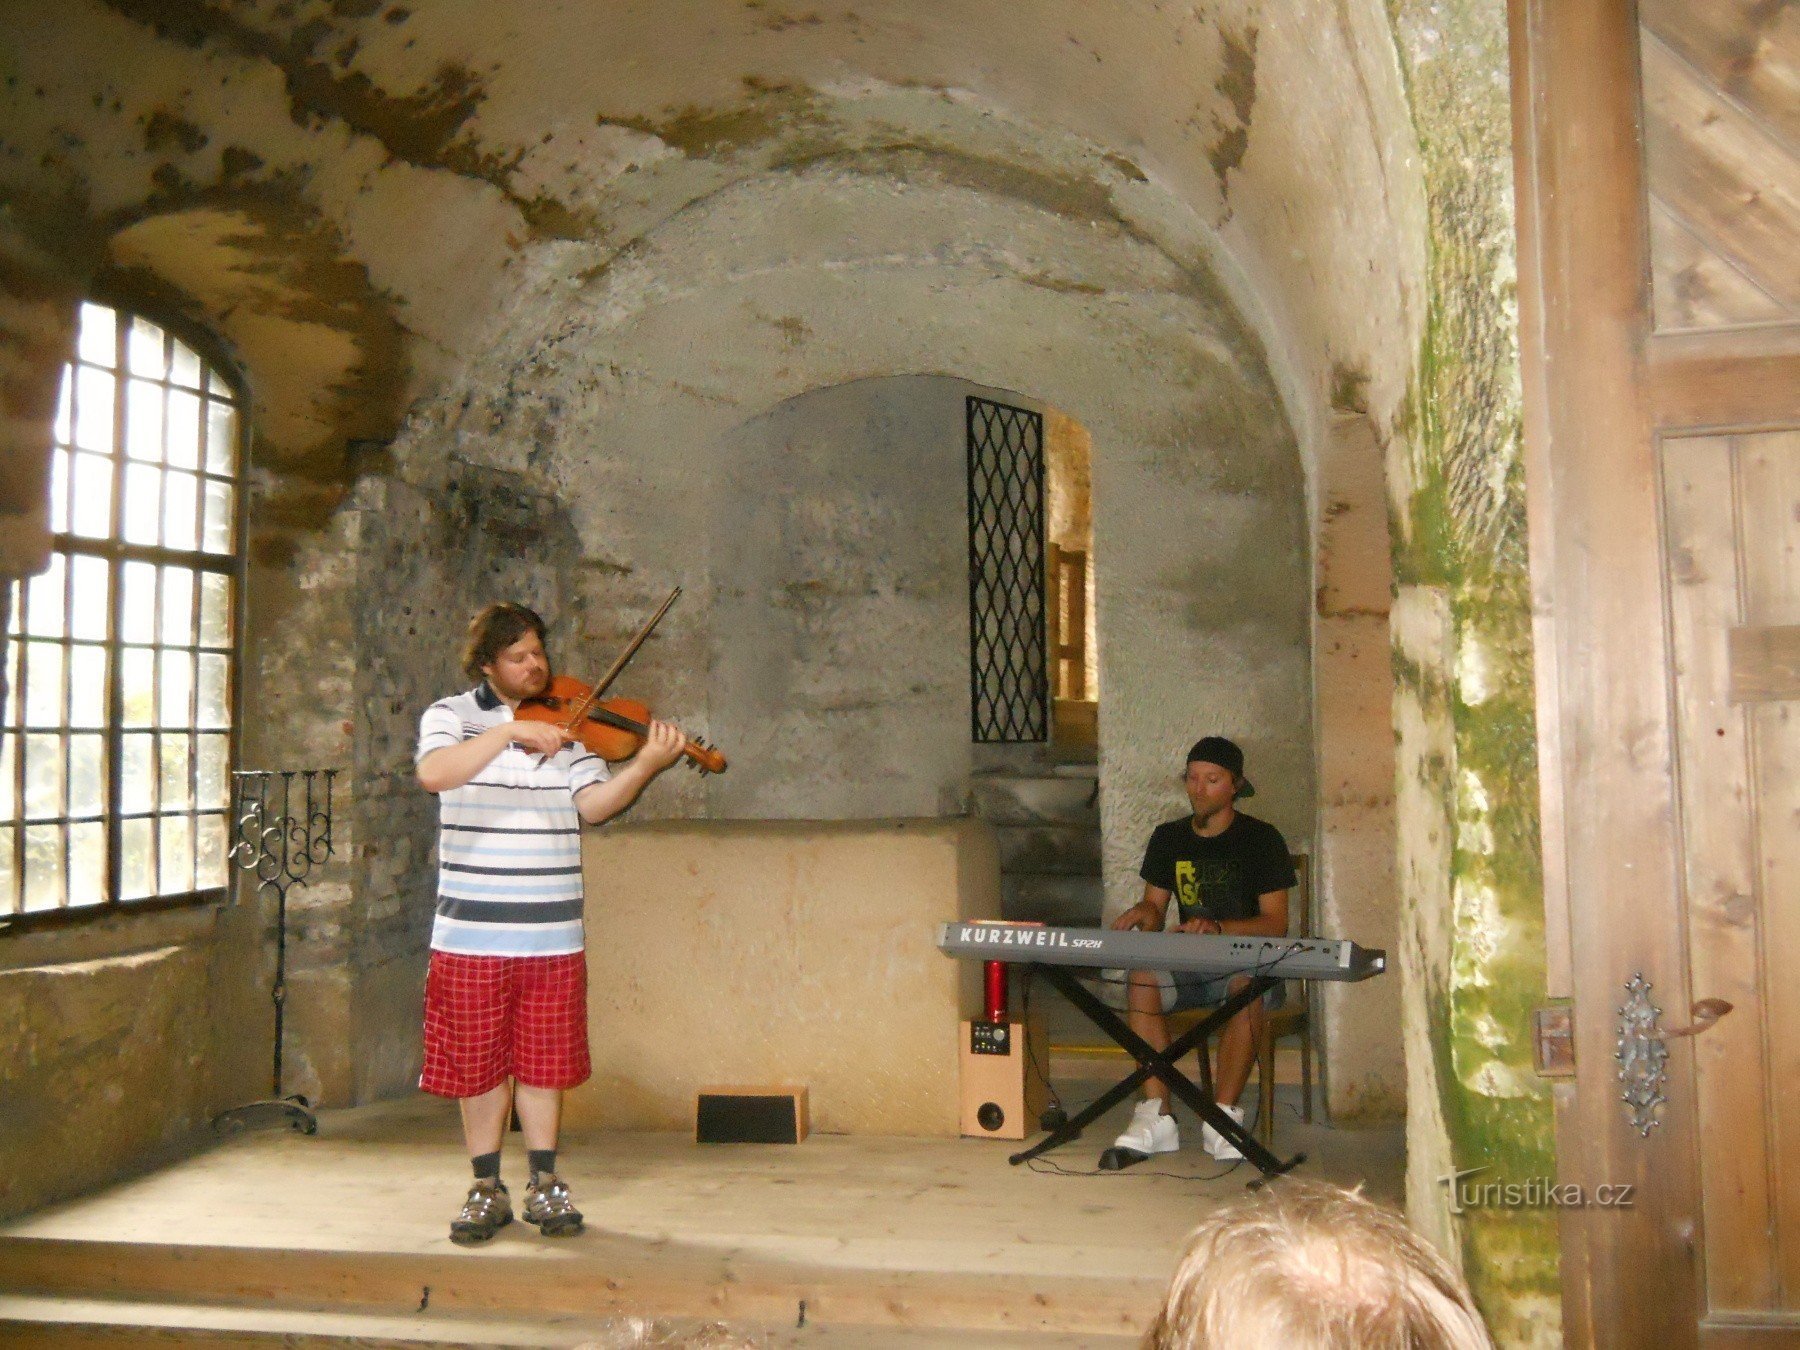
0,0,1425,481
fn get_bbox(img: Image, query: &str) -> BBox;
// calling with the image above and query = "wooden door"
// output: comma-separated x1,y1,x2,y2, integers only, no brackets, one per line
1663,433,1800,1337
1511,0,1800,1344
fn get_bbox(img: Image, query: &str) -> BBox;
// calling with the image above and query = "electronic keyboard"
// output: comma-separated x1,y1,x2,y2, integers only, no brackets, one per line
936,921,1386,982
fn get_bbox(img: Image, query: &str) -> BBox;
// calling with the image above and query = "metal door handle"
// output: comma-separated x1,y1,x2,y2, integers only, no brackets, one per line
1661,997,1733,1039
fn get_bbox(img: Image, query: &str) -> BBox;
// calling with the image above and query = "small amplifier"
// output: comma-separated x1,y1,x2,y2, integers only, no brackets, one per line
695,1085,809,1144
959,1018,1047,1140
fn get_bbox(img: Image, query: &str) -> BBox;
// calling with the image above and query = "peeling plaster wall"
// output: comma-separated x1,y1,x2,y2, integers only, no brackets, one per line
1387,1,1559,1344
391,160,1315,909
0,0,1431,1253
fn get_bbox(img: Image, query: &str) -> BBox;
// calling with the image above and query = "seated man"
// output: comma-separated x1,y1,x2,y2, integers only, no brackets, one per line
1108,737,1296,1161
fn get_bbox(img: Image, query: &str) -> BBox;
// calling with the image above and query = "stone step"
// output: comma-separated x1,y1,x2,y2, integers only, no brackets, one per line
1002,874,1105,927
970,773,1098,828
971,744,1097,777
994,823,1102,876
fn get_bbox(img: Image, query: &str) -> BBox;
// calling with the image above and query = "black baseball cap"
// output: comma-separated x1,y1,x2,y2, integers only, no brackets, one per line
1186,736,1255,798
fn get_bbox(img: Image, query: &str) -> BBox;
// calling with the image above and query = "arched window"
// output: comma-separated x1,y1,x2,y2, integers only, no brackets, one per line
1,302,242,923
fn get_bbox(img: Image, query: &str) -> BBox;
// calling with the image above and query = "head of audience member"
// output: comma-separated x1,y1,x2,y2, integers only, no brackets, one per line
1144,1179,1495,1350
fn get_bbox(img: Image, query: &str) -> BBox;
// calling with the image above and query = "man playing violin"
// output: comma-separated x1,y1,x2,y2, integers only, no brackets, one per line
415,602,684,1244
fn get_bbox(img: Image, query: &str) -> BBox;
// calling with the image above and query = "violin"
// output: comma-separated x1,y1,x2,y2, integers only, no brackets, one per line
517,674,727,775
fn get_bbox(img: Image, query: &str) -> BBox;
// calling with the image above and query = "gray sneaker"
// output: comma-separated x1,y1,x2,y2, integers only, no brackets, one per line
449,1178,512,1245
523,1172,584,1236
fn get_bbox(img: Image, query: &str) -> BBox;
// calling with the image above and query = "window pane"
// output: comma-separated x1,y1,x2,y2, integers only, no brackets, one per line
121,816,154,899
69,733,104,817
122,463,161,545
128,317,167,379
0,734,13,818
162,471,199,551
159,814,192,894
202,479,234,554
54,372,73,446
4,582,15,636
23,555,66,638
167,390,201,470
159,735,191,810
23,824,64,911
24,641,63,727
121,561,156,643
73,366,114,453
170,340,202,391
69,555,109,641
197,654,228,728
69,645,107,727
204,399,236,475
0,828,15,916
196,812,227,889
121,732,154,813
160,566,196,644
71,452,113,539
77,303,116,367
199,573,231,648
69,821,105,907
121,647,155,727
24,734,64,818
196,733,228,810
2,639,18,726
159,650,193,727
125,378,163,462
50,448,69,533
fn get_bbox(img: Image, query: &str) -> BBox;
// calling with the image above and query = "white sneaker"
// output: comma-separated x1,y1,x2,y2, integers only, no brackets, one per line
1202,1104,1247,1160
1112,1100,1179,1155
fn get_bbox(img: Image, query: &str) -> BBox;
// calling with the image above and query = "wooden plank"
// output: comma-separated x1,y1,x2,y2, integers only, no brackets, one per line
1650,202,1787,332
1735,432,1800,1309
1508,0,1571,1002
1660,435,1777,1313
1511,0,1702,1341
1728,625,1800,702
1642,33,1800,309
1648,326,1800,432
0,1237,1157,1338
1640,0,1800,157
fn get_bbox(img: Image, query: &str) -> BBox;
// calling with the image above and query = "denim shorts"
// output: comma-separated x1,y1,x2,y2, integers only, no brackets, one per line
1161,967,1287,1014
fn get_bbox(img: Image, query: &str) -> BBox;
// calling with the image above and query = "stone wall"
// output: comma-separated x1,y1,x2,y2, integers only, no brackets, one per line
1386,1,1560,1343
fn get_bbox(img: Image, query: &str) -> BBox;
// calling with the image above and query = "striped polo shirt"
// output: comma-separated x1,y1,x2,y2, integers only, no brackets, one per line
416,682,611,956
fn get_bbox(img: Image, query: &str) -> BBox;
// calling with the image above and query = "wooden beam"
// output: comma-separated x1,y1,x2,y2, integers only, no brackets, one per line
1511,0,1702,1342
1648,324,1800,431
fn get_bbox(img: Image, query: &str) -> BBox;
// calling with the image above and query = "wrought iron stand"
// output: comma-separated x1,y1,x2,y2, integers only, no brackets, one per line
212,769,339,1136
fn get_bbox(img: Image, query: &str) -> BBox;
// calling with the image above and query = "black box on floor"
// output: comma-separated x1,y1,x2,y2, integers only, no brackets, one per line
695,1085,810,1144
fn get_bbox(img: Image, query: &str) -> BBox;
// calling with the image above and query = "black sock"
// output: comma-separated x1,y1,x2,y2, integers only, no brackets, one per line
471,1151,501,1182
528,1149,555,1180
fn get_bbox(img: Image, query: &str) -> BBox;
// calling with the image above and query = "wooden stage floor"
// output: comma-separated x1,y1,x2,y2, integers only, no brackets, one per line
0,1089,1402,1346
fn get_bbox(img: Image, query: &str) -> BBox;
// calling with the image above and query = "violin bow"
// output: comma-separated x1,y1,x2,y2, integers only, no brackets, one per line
561,585,682,729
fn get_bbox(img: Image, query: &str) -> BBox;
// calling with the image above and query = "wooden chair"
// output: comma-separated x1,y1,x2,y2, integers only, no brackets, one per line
1168,853,1314,1145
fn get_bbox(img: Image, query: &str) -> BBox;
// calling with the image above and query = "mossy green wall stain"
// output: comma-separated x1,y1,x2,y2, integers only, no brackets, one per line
1387,0,1560,1342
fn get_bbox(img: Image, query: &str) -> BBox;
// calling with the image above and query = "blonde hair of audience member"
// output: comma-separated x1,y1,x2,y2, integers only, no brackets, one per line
1145,1180,1494,1350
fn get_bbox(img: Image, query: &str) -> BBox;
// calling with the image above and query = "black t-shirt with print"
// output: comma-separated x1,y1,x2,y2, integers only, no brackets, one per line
1138,812,1297,924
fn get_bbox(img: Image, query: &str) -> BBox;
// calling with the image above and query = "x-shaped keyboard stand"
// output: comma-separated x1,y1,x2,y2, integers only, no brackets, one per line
1008,964,1306,1184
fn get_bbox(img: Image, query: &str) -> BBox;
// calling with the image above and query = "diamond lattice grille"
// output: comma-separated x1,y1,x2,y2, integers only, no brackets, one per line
966,396,1048,743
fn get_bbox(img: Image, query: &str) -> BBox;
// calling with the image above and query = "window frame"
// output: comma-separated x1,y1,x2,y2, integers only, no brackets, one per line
0,299,249,933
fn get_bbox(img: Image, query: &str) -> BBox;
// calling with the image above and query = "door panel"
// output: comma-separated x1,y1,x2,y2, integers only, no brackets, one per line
1663,430,1800,1318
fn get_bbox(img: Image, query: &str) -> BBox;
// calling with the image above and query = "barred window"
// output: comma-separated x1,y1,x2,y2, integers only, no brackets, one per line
1,302,243,923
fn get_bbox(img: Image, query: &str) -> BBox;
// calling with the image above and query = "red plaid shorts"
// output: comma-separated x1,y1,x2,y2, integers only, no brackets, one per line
419,950,591,1098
